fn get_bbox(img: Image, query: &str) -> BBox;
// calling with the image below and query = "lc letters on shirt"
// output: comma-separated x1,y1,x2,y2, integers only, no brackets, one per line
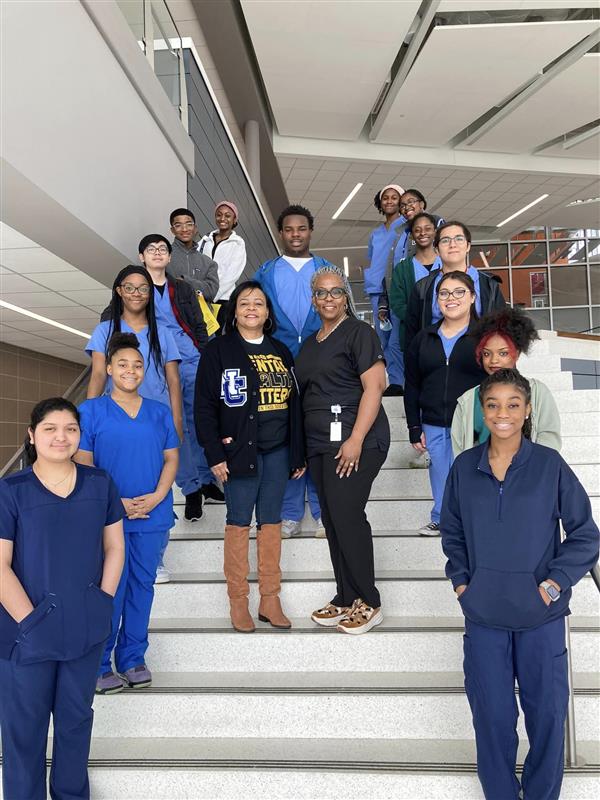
221,369,248,407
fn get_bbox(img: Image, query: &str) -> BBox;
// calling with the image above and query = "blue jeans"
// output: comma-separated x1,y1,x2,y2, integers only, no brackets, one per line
422,423,453,524
465,617,568,800
225,446,290,527
177,357,213,496
281,470,321,522
99,530,164,674
369,294,404,387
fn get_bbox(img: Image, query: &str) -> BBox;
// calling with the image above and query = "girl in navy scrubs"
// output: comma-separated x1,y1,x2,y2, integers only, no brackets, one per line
441,368,599,800
76,333,179,695
0,398,125,800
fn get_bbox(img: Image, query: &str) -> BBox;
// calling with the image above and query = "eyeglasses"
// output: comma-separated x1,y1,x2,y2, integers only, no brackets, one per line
172,222,195,230
400,199,420,210
313,287,346,300
144,245,169,254
121,283,151,296
438,235,467,246
438,287,468,300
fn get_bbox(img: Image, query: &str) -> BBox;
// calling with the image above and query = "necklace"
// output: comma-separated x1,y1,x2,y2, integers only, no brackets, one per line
113,396,141,418
317,314,347,343
34,463,75,488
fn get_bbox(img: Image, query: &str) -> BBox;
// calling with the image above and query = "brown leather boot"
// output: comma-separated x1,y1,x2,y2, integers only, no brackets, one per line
257,523,291,629
223,525,255,633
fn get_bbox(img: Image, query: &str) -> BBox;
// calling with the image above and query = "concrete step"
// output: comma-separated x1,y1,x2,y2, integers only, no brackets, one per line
90,690,599,741
145,618,600,673
79,738,600,799
150,572,600,620
165,530,449,573
173,494,600,533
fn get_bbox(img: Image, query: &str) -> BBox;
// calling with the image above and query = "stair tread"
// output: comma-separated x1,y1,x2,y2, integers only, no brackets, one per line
170,529,439,541
78,737,600,769
148,615,600,633
112,670,600,693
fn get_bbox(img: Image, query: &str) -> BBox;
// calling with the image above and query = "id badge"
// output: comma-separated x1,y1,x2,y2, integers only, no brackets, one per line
330,421,342,442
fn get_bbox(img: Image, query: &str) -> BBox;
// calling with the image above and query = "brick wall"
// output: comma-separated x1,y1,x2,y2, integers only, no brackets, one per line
0,343,85,469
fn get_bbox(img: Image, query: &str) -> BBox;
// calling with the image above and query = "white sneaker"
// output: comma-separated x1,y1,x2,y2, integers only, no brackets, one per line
314,518,326,538
155,565,170,584
281,519,301,538
418,521,440,537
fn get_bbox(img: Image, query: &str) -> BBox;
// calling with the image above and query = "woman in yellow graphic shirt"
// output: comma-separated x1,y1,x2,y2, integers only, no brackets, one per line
194,281,306,633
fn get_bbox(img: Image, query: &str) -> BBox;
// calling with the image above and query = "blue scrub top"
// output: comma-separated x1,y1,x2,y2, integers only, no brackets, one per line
0,465,124,662
364,217,407,296
438,325,469,360
78,396,179,534
86,319,180,407
432,266,481,325
273,257,315,336
154,285,199,364
413,255,442,283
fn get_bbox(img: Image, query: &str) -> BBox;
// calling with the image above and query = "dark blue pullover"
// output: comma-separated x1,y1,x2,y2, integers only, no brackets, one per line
441,437,599,631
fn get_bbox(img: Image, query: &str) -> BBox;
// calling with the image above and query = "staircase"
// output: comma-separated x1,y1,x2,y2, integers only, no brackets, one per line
82,334,600,797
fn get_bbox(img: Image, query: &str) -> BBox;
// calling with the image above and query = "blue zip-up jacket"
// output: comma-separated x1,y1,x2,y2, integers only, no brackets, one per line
254,254,334,357
441,437,599,632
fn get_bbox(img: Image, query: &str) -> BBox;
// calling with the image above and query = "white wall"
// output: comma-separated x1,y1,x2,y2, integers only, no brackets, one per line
1,0,191,285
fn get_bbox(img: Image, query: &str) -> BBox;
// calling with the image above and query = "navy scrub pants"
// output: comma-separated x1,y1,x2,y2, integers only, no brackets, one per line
464,616,569,800
0,641,103,800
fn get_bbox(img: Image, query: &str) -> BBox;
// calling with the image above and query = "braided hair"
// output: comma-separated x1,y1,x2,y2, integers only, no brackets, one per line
310,265,359,318
479,368,532,439
105,265,164,382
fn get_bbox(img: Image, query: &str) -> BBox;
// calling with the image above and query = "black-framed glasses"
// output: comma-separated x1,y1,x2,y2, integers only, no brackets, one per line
121,283,151,296
400,198,420,210
313,287,346,300
144,245,169,254
438,235,467,246
437,287,468,300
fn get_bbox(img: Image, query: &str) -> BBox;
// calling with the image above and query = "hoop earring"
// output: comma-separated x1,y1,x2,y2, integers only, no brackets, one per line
232,317,237,327
264,317,273,332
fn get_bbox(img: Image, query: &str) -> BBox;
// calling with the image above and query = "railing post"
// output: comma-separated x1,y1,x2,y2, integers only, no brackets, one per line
590,562,600,593
564,615,579,767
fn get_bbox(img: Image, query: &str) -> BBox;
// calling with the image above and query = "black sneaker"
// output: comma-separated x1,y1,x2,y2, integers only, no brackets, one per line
383,384,404,397
201,483,225,503
184,489,203,521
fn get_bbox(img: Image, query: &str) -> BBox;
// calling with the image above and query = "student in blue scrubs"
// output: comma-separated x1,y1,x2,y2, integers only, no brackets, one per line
0,398,125,800
442,368,599,800
363,184,406,396
89,264,182,583
75,333,179,695
254,205,334,538
139,234,219,523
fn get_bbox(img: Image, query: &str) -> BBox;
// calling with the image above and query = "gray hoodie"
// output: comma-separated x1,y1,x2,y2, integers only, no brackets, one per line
170,237,219,301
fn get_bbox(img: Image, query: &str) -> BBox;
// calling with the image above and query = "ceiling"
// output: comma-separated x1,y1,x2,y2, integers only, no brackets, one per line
0,223,108,365
241,0,600,247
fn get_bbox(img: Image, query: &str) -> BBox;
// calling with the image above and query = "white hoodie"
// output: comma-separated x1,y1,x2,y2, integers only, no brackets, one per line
197,230,247,301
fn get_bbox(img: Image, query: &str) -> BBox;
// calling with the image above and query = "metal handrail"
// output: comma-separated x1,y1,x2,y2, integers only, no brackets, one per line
0,365,91,480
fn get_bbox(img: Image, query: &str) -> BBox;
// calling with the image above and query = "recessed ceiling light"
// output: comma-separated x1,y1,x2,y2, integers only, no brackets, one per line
0,300,90,339
496,194,549,228
332,183,363,220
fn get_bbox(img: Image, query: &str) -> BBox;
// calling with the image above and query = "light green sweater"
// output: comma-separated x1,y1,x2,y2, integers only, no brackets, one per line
451,376,562,457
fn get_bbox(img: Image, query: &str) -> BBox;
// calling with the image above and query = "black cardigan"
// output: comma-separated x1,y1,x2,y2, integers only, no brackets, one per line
403,321,487,442
194,331,305,477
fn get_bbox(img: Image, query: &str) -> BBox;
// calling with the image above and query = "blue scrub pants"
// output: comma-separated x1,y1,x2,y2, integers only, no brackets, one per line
0,641,103,800
225,447,290,527
369,294,404,387
464,616,568,800
422,424,453,524
99,530,164,675
177,357,213,496
281,470,321,523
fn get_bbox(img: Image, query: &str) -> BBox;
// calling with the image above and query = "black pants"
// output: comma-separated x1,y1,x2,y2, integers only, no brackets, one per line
309,448,386,609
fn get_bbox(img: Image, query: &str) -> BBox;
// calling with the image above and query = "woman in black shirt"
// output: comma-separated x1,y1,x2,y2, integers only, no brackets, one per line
195,282,305,633
295,266,390,635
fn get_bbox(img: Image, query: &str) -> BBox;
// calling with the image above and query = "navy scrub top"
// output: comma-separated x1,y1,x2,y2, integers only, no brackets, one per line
0,464,124,663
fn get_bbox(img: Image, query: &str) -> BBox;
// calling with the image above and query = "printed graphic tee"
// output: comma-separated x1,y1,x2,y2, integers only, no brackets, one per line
241,338,293,452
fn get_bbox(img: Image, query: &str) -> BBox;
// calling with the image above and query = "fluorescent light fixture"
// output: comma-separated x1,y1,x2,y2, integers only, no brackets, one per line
566,196,599,207
332,182,363,220
496,194,549,228
343,257,350,277
0,300,90,339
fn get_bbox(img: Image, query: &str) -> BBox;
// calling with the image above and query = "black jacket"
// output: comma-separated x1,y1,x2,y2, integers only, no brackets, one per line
404,321,486,442
194,331,305,477
404,269,505,352
100,272,208,353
